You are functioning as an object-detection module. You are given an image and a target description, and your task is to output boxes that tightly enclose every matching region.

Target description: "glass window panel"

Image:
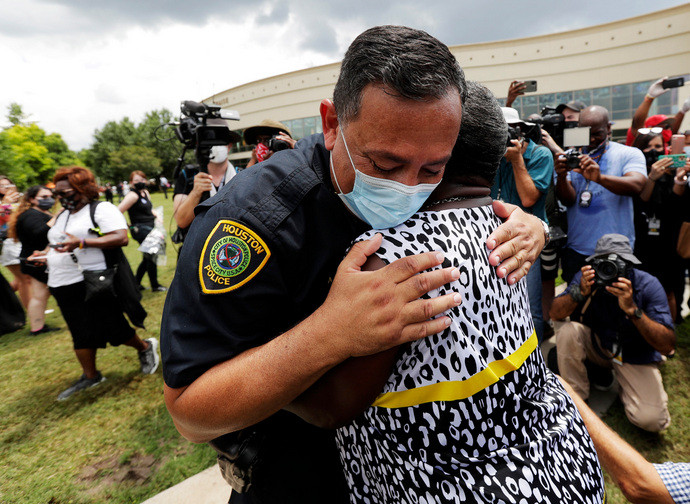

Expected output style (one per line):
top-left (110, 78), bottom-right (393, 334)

top-left (497, 97), bottom-right (507, 107)
top-left (303, 117), bottom-right (316, 137)
top-left (521, 95), bottom-right (539, 117)
top-left (291, 118), bottom-right (304, 139)
top-left (315, 116), bottom-right (323, 134)
top-left (612, 109), bottom-right (631, 121)
top-left (611, 84), bottom-right (631, 115)
top-left (632, 81), bottom-right (650, 106)
top-left (556, 92), bottom-right (573, 105)
top-left (592, 86), bottom-right (611, 109)
top-left (539, 93), bottom-right (557, 110)
top-left (573, 89), bottom-right (591, 106)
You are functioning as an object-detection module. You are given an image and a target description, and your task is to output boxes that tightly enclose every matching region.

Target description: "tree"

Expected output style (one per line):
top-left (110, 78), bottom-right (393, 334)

top-left (0, 123), bottom-right (80, 188)
top-left (6, 102), bottom-right (30, 126)
top-left (86, 118), bottom-right (139, 181)
top-left (108, 145), bottom-right (161, 182)
top-left (137, 109), bottom-right (183, 177)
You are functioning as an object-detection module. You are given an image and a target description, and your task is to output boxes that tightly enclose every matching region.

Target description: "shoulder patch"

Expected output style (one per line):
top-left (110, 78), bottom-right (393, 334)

top-left (199, 220), bottom-right (271, 294)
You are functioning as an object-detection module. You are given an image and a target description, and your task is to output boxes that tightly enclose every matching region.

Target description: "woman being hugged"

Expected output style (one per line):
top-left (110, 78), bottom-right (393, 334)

top-left (7, 185), bottom-right (58, 335)
top-left (118, 171), bottom-right (165, 292)
top-left (30, 166), bottom-right (159, 401)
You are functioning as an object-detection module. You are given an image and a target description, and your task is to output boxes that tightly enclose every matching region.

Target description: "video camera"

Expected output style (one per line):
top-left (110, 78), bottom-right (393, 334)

top-left (586, 253), bottom-right (630, 288)
top-left (168, 100), bottom-right (240, 179)
top-left (532, 107), bottom-right (579, 148)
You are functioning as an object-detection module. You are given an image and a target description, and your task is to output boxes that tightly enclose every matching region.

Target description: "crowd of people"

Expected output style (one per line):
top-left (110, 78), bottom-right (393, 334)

top-left (2, 23), bottom-right (690, 504)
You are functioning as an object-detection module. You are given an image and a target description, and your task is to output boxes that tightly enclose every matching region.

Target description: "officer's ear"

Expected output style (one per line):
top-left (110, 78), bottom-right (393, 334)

top-left (320, 99), bottom-right (339, 151)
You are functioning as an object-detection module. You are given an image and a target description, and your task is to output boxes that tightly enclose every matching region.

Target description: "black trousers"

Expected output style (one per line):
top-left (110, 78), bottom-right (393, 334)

top-left (131, 224), bottom-right (160, 289)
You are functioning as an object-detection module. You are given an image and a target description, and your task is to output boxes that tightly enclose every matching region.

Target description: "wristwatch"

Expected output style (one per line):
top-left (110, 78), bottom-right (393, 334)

top-left (569, 284), bottom-right (587, 304)
top-left (540, 219), bottom-right (551, 248)
top-left (627, 307), bottom-right (643, 320)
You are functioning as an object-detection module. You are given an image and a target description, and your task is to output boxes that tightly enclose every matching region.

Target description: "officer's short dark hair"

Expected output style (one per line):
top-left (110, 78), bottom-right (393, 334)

top-left (444, 81), bottom-right (507, 186)
top-left (333, 25), bottom-right (466, 124)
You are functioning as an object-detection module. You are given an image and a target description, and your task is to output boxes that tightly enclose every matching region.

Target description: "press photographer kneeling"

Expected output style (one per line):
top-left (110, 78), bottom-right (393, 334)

top-left (551, 233), bottom-right (675, 433)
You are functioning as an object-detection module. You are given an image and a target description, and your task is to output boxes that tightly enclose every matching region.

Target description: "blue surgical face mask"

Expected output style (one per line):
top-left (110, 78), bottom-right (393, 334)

top-left (330, 128), bottom-right (440, 229)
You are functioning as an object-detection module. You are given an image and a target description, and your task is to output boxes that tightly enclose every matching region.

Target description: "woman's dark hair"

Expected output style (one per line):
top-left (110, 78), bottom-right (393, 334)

top-left (53, 166), bottom-right (100, 202)
top-left (631, 132), bottom-right (664, 151)
top-left (333, 25), bottom-right (466, 124)
top-left (444, 81), bottom-right (507, 186)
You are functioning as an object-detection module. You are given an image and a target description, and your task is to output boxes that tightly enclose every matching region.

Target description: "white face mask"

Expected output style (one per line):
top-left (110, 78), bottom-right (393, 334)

top-left (210, 145), bottom-right (229, 164)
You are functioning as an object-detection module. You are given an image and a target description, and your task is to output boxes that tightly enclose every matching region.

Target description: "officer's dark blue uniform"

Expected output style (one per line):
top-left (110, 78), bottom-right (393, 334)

top-left (161, 134), bottom-right (367, 503)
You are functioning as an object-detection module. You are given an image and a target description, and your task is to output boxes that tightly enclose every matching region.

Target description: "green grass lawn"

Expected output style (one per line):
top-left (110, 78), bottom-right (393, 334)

top-left (1, 192), bottom-right (689, 503)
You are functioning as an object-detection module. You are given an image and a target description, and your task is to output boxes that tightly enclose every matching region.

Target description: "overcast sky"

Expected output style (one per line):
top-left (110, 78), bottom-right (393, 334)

top-left (0, 0), bottom-right (685, 151)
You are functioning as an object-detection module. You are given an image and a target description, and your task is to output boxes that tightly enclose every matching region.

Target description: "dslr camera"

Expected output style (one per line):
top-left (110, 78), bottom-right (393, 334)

top-left (267, 136), bottom-right (291, 153)
top-left (586, 253), bottom-right (630, 288)
top-left (565, 151), bottom-right (581, 170)
top-left (506, 125), bottom-right (521, 147)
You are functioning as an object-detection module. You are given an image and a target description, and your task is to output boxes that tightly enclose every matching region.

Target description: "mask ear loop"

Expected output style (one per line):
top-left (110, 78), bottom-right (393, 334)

top-left (330, 126), bottom-right (356, 195)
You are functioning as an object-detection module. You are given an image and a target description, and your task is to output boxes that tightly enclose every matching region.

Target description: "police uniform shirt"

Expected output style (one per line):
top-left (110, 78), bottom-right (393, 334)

top-left (161, 134), bottom-right (367, 503)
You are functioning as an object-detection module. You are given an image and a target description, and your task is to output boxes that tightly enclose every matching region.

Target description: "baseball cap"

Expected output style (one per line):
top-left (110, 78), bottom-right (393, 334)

top-left (556, 100), bottom-right (586, 114)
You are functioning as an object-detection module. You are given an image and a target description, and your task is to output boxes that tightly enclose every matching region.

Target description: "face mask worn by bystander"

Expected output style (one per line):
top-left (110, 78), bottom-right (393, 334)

top-left (330, 128), bottom-right (440, 229)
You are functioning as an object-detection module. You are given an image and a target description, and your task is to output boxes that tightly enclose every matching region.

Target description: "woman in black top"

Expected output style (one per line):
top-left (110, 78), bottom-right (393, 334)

top-left (7, 185), bottom-right (57, 334)
top-left (118, 171), bottom-right (165, 292)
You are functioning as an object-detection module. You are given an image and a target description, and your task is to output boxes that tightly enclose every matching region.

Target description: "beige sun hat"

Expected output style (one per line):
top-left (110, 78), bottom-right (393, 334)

top-left (243, 119), bottom-right (292, 145)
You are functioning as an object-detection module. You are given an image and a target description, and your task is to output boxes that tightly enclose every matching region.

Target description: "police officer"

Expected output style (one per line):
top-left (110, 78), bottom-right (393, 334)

top-left (162, 26), bottom-right (547, 503)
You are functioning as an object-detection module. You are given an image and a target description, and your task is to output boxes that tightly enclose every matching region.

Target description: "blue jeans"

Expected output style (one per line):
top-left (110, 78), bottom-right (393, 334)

top-left (526, 256), bottom-right (544, 344)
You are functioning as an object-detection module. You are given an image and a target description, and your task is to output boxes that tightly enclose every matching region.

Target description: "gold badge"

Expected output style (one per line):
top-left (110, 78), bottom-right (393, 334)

top-left (199, 220), bottom-right (271, 294)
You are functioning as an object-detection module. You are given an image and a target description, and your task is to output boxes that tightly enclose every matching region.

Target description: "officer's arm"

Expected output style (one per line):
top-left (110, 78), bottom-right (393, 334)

top-left (164, 237), bottom-right (462, 443)
top-left (284, 255), bottom-right (400, 429)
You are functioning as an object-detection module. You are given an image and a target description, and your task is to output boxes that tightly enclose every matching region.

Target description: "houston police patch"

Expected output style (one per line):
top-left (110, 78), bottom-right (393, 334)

top-left (199, 220), bottom-right (271, 294)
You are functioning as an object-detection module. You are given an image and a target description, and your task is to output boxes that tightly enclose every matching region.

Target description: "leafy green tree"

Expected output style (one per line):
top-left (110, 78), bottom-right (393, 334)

top-left (86, 117), bottom-right (138, 181)
top-left (108, 145), bottom-right (161, 182)
top-left (137, 109), bottom-right (183, 177)
top-left (0, 124), bottom-right (79, 188)
top-left (7, 102), bottom-right (30, 126)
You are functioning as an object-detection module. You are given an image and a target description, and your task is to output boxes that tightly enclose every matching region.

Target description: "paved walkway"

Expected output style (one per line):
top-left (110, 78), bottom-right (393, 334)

top-left (141, 464), bottom-right (229, 504)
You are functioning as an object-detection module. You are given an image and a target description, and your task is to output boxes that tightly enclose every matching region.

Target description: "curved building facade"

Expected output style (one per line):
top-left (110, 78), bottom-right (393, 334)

top-left (205, 4), bottom-right (690, 168)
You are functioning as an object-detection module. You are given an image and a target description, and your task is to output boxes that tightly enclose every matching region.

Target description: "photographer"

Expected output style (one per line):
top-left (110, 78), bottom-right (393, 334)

top-left (632, 132), bottom-right (687, 321)
top-left (551, 234), bottom-right (675, 433)
top-left (555, 105), bottom-right (647, 283)
top-left (491, 107), bottom-right (553, 342)
top-left (625, 77), bottom-right (689, 147)
top-left (243, 119), bottom-right (296, 168)
top-left (172, 120), bottom-right (240, 233)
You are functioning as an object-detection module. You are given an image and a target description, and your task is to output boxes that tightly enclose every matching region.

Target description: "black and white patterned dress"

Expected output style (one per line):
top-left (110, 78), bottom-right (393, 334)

top-left (336, 205), bottom-right (605, 504)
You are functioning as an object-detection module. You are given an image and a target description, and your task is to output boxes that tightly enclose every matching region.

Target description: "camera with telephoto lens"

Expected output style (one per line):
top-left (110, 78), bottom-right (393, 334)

top-left (267, 136), bottom-right (291, 152)
top-left (586, 253), bottom-right (630, 288)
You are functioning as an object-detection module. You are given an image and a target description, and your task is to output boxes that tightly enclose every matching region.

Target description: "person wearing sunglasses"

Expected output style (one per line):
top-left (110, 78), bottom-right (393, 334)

top-left (625, 77), bottom-right (689, 148)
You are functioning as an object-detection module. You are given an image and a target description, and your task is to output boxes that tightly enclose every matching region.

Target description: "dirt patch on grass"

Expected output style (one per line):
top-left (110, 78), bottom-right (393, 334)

top-left (79, 452), bottom-right (160, 493)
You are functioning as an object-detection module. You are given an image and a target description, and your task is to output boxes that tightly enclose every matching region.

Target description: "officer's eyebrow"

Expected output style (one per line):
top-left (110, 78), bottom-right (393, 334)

top-left (363, 149), bottom-right (451, 167)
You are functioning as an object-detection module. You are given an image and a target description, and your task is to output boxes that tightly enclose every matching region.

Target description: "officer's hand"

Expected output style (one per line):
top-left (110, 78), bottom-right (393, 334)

top-left (572, 154), bottom-right (601, 183)
top-left (320, 234), bottom-right (462, 359)
top-left (191, 173), bottom-right (213, 195)
top-left (504, 139), bottom-right (523, 163)
top-left (605, 277), bottom-right (636, 316)
top-left (486, 200), bottom-right (544, 285)
top-left (580, 265), bottom-right (595, 296)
